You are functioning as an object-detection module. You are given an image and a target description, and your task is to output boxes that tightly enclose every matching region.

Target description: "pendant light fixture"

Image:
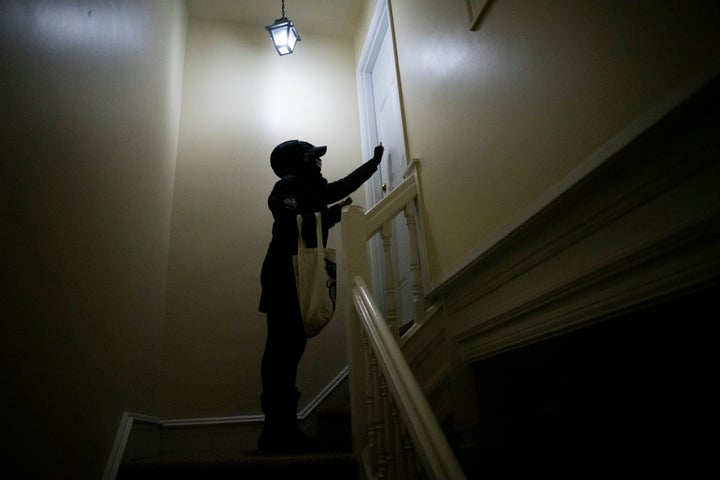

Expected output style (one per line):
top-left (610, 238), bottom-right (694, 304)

top-left (265, 0), bottom-right (301, 56)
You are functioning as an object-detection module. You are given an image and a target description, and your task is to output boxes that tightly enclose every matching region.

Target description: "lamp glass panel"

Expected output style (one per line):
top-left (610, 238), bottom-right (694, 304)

top-left (266, 17), bottom-right (298, 55)
top-left (287, 29), bottom-right (297, 49)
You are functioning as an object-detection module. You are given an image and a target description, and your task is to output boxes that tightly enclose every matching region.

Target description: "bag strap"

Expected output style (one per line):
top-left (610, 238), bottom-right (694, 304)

top-left (296, 212), bottom-right (324, 249)
top-left (314, 212), bottom-right (323, 248)
top-left (296, 214), bottom-right (306, 249)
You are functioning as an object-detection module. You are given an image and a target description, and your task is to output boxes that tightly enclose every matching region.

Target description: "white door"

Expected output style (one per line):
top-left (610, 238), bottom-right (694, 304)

top-left (358, 0), bottom-right (414, 331)
top-left (372, 28), bottom-right (407, 196)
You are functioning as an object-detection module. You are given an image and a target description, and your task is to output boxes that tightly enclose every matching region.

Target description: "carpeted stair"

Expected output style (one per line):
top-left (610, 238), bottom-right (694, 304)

top-left (117, 404), bottom-right (357, 479)
top-left (117, 448), bottom-right (358, 479)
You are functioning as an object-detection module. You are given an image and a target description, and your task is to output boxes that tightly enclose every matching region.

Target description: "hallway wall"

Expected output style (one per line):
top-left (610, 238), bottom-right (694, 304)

top-left (387, 0), bottom-right (720, 286)
top-left (160, 17), bottom-right (364, 418)
top-left (4, 0), bottom-right (718, 476)
top-left (1, 1), bottom-right (187, 478)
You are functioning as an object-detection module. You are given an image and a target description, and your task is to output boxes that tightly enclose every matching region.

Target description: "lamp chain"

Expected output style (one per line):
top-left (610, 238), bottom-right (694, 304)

top-left (281, 0), bottom-right (285, 18)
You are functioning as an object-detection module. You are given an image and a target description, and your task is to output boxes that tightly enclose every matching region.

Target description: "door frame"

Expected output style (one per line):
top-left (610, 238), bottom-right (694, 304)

top-left (356, 0), bottom-right (415, 318)
top-left (357, 0), bottom-right (391, 209)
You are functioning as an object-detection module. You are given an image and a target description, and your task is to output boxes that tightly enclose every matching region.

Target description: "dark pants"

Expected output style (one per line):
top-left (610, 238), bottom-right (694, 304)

top-left (260, 300), bottom-right (307, 398)
top-left (258, 300), bottom-right (315, 451)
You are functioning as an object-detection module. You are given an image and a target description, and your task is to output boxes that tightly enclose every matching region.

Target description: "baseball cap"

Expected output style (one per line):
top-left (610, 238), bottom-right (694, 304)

top-left (270, 140), bottom-right (327, 177)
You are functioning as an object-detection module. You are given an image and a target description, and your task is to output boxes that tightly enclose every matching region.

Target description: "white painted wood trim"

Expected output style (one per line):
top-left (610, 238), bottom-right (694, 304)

top-left (364, 175), bottom-right (417, 237)
top-left (298, 365), bottom-right (349, 419)
top-left (353, 276), bottom-right (467, 480)
top-left (104, 368), bottom-right (350, 477)
top-left (356, 0), bottom-right (389, 183)
top-left (160, 366), bottom-right (349, 426)
top-left (437, 75), bottom-right (720, 363)
top-left (102, 412), bottom-right (161, 480)
top-left (431, 72), bottom-right (717, 294)
top-left (161, 414), bottom-right (265, 428)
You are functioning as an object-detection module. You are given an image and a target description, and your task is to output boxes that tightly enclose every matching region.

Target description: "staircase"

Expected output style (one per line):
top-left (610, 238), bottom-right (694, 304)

top-left (116, 391), bottom-right (358, 479)
top-left (117, 448), bottom-right (358, 480)
top-left (117, 448), bottom-right (358, 479)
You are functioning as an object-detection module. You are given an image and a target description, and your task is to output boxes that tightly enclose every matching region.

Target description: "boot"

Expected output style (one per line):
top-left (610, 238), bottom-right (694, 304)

top-left (258, 389), bottom-right (316, 453)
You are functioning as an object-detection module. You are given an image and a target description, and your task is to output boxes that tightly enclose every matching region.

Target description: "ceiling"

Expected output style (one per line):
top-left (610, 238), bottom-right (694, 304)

top-left (185, 0), bottom-right (366, 38)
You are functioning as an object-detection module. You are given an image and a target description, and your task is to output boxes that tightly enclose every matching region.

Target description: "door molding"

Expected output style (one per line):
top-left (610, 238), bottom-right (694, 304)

top-left (357, 0), bottom-right (390, 208)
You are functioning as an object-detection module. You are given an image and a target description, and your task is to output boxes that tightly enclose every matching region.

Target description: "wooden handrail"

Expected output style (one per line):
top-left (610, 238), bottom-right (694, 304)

top-left (364, 175), bottom-right (418, 238)
top-left (341, 173), bottom-right (458, 479)
top-left (352, 276), bottom-right (466, 480)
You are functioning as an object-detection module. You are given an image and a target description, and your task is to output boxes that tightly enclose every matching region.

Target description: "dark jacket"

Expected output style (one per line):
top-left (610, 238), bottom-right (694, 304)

top-left (259, 158), bottom-right (379, 313)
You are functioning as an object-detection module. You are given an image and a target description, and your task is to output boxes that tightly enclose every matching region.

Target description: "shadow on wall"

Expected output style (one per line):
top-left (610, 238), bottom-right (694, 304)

top-left (468, 285), bottom-right (719, 479)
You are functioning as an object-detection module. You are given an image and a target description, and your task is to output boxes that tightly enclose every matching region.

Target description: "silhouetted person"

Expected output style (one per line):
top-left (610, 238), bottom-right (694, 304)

top-left (258, 139), bottom-right (384, 453)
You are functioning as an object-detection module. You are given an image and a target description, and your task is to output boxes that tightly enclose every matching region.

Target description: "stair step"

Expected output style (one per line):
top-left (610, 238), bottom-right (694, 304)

top-left (117, 448), bottom-right (358, 479)
top-left (316, 404), bottom-right (352, 452)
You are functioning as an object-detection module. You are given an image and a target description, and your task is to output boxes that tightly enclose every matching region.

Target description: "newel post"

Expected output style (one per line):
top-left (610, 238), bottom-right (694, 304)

top-left (340, 204), bottom-right (370, 458)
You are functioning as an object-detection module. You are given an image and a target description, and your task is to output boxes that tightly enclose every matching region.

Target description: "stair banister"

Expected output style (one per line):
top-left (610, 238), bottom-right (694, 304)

top-left (341, 203), bottom-right (373, 461)
top-left (352, 276), bottom-right (466, 480)
top-left (363, 175), bottom-right (417, 237)
top-left (340, 177), bottom-right (467, 480)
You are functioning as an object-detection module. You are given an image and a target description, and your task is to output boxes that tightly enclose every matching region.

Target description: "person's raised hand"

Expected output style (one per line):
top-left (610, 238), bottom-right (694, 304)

top-left (373, 142), bottom-right (384, 164)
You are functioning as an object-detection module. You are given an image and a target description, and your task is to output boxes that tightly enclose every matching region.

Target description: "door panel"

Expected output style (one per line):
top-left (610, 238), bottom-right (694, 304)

top-left (371, 31), bottom-right (407, 194)
top-left (365, 16), bottom-right (414, 330)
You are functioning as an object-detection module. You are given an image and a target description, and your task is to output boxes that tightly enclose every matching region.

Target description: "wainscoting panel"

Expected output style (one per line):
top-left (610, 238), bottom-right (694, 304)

top-left (437, 76), bottom-right (720, 364)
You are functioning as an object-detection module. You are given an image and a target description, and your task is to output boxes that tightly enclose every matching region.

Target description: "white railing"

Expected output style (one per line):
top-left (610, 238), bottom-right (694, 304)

top-left (340, 175), bottom-right (466, 480)
top-left (364, 175), bottom-right (427, 336)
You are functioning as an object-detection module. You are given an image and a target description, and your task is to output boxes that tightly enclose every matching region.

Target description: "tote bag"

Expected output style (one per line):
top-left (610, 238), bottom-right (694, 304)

top-left (293, 212), bottom-right (337, 338)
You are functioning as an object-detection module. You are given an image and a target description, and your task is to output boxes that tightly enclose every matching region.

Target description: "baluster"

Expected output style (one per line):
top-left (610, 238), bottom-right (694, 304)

top-left (403, 201), bottom-right (426, 325)
top-left (381, 378), bottom-right (396, 480)
top-left (370, 351), bottom-right (381, 474)
top-left (381, 222), bottom-right (400, 339)
top-left (391, 401), bottom-right (406, 480)
top-left (373, 359), bottom-right (386, 479)
top-left (403, 429), bottom-right (418, 480)
top-left (363, 332), bottom-right (376, 464)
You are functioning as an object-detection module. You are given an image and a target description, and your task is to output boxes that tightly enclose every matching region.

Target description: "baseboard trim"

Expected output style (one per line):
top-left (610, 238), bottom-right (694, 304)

top-left (298, 365), bottom-right (349, 419)
top-left (160, 365), bottom-right (350, 427)
top-left (103, 367), bottom-right (350, 478)
top-left (101, 412), bottom-right (161, 480)
top-left (162, 414), bottom-right (264, 428)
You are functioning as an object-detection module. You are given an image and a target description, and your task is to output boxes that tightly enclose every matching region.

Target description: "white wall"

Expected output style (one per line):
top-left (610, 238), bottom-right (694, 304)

top-left (160, 17), bottom-right (365, 418)
top-left (387, 0), bottom-right (720, 285)
top-left (160, 0), bottom-right (720, 420)
top-left (5, 0), bottom-right (716, 475)
top-left (0, 0), bottom-right (187, 478)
